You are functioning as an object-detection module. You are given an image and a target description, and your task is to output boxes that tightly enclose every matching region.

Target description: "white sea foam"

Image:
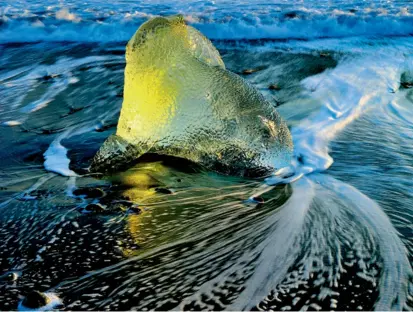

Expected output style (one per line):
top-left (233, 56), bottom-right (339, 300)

top-left (55, 8), bottom-right (81, 23)
top-left (295, 56), bottom-right (401, 168)
top-left (43, 140), bottom-right (77, 177)
top-left (43, 123), bottom-right (98, 177)
top-left (0, 54), bottom-right (116, 128)
top-left (264, 50), bottom-right (406, 187)
top-left (312, 174), bottom-right (413, 310)
top-left (0, 1), bottom-right (412, 43)
top-left (2, 120), bottom-right (22, 126)
top-left (257, 31), bottom-right (413, 310)
top-left (227, 178), bottom-right (316, 310)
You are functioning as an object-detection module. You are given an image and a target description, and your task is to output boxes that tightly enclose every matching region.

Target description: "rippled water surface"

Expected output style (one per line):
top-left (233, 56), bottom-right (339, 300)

top-left (1, 0), bottom-right (413, 310)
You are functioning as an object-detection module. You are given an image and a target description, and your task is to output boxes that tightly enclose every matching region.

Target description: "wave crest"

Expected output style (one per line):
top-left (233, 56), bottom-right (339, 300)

top-left (1, 3), bottom-right (412, 43)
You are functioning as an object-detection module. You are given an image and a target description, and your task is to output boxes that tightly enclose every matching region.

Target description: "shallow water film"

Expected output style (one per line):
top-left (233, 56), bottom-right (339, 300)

top-left (1, 0), bottom-right (413, 311)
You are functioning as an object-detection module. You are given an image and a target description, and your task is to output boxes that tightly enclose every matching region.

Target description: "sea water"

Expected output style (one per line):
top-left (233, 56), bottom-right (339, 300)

top-left (0, 0), bottom-right (413, 310)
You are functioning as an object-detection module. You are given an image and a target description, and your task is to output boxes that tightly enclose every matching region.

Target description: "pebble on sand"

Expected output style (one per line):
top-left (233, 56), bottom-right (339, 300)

top-left (0, 272), bottom-right (18, 282)
top-left (241, 68), bottom-right (261, 75)
top-left (154, 187), bottom-right (174, 195)
top-left (268, 84), bottom-right (281, 91)
top-left (21, 291), bottom-right (50, 309)
top-left (127, 205), bottom-right (142, 214)
top-left (19, 291), bottom-right (62, 311)
top-left (73, 187), bottom-right (106, 198)
top-left (251, 196), bottom-right (265, 204)
top-left (84, 203), bottom-right (107, 214)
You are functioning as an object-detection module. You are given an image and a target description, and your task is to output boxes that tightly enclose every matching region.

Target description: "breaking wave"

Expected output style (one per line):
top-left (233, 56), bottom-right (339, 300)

top-left (1, 1), bottom-right (412, 43)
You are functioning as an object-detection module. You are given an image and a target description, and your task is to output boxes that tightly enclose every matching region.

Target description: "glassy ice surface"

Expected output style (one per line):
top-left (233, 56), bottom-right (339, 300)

top-left (91, 16), bottom-right (292, 176)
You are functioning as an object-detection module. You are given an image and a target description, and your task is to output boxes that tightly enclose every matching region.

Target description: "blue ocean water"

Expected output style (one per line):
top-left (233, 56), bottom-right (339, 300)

top-left (1, 0), bottom-right (413, 42)
top-left (0, 0), bottom-right (413, 311)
